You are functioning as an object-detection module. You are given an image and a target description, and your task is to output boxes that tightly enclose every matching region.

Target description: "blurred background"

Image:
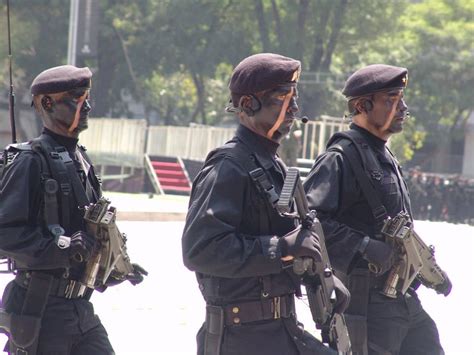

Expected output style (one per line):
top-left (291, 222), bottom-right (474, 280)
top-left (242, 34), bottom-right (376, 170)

top-left (0, 0), bottom-right (473, 223)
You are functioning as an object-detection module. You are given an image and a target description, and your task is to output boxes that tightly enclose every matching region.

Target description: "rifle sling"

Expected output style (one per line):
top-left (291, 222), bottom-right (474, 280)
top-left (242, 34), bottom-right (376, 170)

top-left (331, 142), bottom-right (387, 229)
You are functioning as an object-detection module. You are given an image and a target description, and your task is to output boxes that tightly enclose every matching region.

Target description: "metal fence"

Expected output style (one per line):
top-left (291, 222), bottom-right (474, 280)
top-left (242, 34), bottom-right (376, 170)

top-left (80, 117), bottom-right (350, 168)
top-left (80, 119), bottom-right (236, 167)
top-left (146, 125), bottom-right (235, 160)
top-left (301, 115), bottom-right (349, 161)
top-left (79, 118), bottom-right (147, 167)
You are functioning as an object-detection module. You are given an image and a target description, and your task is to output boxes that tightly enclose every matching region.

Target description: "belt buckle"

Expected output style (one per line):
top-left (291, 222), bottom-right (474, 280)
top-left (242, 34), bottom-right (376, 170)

top-left (272, 297), bottom-right (281, 319)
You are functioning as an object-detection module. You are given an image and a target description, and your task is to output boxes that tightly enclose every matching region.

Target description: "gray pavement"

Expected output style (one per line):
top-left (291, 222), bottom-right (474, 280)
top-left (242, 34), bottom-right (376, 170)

top-left (0, 193), bottom-right (472, 354)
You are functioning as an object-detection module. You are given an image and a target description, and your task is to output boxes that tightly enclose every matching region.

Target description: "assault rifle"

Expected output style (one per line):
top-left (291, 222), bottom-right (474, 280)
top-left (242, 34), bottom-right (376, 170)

top-left (379, 211), bottom-right (451, 298)
top-left (67, 198), bottom-right (147, 298)
top-left (277, 168), bottom-right (351, 354)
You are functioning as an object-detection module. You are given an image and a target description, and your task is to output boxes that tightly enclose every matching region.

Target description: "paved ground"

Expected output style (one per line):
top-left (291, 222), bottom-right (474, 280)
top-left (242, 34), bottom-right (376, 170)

top-left (0, 193), bottom-right (472, 354)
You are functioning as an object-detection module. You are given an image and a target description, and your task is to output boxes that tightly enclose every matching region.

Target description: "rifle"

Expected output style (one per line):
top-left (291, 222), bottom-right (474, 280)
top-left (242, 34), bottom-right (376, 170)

top-left (379, 211), bottom-right (450, 298)
top-left (66, 197), bottom-right (146, 298)
top-left (277, 167), bottom-right (351, 354)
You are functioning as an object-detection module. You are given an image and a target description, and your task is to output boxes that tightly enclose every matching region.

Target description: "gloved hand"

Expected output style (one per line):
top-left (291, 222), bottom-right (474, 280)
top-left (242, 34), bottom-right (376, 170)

top-left (279, 226), bottom-right (322, 261)
top-left (127, 263), bottom-right (148, 285)
top-left (360, 238), bottom-right (395, 276)
top-left (434, 271), bottom-right (452, 296)
top-left (333, 276), bottom-right (351, 314)
top-left (69, 231), bottom-right (96, 263)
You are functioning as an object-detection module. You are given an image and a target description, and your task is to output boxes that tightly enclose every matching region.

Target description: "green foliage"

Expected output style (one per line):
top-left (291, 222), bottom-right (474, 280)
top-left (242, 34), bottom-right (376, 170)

top-left (390, 117), bottom-right (426, 163)
top-left (1, 0), bottom-right (471, 168)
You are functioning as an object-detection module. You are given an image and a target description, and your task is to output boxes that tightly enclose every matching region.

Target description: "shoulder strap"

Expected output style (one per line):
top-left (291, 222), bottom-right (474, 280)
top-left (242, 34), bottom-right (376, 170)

top-left (328, 131), bottom-right (388, 228)
top-left (31, 135), bottom-right (90, 232)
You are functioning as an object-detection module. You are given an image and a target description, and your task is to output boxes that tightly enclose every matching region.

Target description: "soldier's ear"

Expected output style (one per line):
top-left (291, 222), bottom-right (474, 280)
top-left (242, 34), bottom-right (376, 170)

top-left (239, 95), bottom-right (255, 117)
top-left (41, 95), bottom-right (54, 112)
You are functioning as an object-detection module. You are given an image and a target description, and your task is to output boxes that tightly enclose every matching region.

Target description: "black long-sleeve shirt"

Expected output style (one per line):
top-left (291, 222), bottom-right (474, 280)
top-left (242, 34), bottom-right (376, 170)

top-left (0, 129), bottom-right (100, 271)
top-left (303, 124), bottom-right (411, 274)
top-left (182, 124), bottom-right (298, 304)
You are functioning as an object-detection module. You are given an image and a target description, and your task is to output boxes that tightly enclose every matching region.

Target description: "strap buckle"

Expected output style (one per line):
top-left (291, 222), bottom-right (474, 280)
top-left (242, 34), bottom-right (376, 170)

top-left (272, 297), bottom-right (281, 319)
top-left (373, 205), bottom-right (387, 221)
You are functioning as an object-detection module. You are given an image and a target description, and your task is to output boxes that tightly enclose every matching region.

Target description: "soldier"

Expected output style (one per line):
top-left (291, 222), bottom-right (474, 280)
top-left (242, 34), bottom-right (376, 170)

top-left (304, 64), bottom-right (450, 354)
top-left (0, 65), bottom-right (145, 354)
top-left (182, 53), bottom-right (349, 355)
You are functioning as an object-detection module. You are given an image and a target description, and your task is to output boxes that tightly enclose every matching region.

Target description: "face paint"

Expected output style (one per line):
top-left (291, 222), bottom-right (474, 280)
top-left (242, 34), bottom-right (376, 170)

top-left (365, 89), bottom-right (408, 139)
top-left (45, 89), bottom-right (91, 137)
top-left (266, 87), bottom-right (295, 140)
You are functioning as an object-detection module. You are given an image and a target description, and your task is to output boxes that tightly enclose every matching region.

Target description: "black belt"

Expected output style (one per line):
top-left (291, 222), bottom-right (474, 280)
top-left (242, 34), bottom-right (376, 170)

top-left (15, 271), bottom-right (86, 300)
top-left (209, 294), bottom-right (295, 327)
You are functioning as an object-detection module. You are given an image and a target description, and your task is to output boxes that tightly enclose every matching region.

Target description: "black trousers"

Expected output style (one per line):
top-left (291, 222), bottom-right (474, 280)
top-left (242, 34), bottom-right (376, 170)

top-left (2, 281), bottom-right (114, 355)
top-left (197, 315), bottom-right (336, 355)
top-left (366, 290), bottom-right (444, 355)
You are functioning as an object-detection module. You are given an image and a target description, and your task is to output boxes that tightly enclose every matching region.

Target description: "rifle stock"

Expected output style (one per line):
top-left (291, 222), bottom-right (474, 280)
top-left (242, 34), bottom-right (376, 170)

top-left (277, 167), bottom-right (351, 354)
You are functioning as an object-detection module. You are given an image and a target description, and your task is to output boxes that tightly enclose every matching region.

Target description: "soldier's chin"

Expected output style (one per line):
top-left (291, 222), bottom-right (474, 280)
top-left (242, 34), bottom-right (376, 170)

top-left (389, 121), bottom-right (404, 134)
top-left (76, 121), bottom-right (88, 133)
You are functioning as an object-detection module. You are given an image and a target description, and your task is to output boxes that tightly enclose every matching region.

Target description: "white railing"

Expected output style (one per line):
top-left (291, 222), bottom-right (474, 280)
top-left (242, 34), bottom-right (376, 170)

top-left (146, 125), bottom-right (235, 160)
top-left (79, 118), bottom-right (147, 167)
top-left (79, 117), bottom-right (349, 169)
top-left (301, 115), bottom-right (349, 161)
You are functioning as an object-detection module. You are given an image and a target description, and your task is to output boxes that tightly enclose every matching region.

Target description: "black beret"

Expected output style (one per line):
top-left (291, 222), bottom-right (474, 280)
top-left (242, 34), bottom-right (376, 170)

top-left (342, 64), bottom-right (408, 99)
top-left (229, 53), bottom-right (301, 95)
top-left (31, 65), bottom-right (92, 95)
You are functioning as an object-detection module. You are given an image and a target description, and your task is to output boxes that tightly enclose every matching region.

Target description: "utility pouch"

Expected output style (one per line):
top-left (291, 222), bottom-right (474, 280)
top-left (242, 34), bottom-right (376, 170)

top-left (10, 313), bottom-right (41, 350)
top-left (344, 314), bottom-right (367, 355)
top-left (204, 305), bottom-right (224, 355)
top-left (344, 268), bottom-right (371, 355)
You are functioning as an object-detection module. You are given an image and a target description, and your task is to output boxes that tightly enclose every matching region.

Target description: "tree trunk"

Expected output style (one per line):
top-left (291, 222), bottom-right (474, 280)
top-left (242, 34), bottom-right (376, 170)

top-left (295, 0), bottom-right (310, 62)
top-left (270, 0), bottom-right (283, 50)
top-left (309, 3), bottom-right (332, 71)
top-left (191, 72), bottom-right (206, 125)
top-left (255, 0), bottom-right (270, 52)
top-left (321, 0), bottom-right (348, 71)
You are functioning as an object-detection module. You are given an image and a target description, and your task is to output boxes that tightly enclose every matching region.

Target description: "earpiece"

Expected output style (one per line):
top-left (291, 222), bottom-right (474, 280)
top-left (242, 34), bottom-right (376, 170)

top-left (239, 95), bottom-right (262, 116)
top-left (363, 100), bottom-right (373, 112)
top-left (41, 96), bottom-right (54, 112)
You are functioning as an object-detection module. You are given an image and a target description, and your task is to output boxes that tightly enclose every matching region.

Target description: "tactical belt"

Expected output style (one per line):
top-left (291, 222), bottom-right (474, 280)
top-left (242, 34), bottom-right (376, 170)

top-left (208, 294), bottom-right (295, 327)
top-left (14, 272), bottom-right (85, 300)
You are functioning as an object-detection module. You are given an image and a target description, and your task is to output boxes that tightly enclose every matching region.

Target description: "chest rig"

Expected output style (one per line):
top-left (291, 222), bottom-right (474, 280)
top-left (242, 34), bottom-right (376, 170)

top-left (3, 134), bottom-right (100, 248)
top-left (327, 130), bottom-right (399, 229)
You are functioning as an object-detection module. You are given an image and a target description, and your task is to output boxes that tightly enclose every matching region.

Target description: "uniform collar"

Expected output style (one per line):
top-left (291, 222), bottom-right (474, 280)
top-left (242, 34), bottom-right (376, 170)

top-left (43, 127), bottom-right (79, 152)
top-left (236, 124), bottom-right (279, 169)
top-left (350, 123), bottom-right (386, 151)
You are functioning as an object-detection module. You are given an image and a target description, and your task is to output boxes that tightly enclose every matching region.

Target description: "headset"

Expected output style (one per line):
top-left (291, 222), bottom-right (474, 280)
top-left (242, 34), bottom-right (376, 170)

top-left (363, 99), bottom-right (373, 112)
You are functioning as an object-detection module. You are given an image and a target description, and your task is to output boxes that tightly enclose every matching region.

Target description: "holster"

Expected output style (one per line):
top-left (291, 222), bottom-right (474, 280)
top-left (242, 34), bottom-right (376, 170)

top-left (6, 272), bottom-right (54, 355)
top-left (204, 305), bottom-right (224, 355)
top-left (338, 268), bottom-right (371, 355)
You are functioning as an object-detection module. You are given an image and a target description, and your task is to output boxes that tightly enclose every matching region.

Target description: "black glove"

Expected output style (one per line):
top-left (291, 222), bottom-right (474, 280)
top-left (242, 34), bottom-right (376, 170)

top-left (360, 238), bottom-right (395, 276)
top-left (279, 226), bottom-right (322, 261)
top-left (333, 276), bottom-right (351, 314)
top-left (434, 271), bottom-right (452, 296)
top-left (69, 231), bottom-right (96, 263)
top-left (127, 263), bottom-right (148, 285)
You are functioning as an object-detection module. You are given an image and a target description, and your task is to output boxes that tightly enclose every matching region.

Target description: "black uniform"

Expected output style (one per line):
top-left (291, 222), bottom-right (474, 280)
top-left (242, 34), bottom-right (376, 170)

top-left (182, 124), bottom-right (334, 355)
top-left (0, 129), bottom-right (114, 354)
top-left (304, 124), bottom-right (443, 354)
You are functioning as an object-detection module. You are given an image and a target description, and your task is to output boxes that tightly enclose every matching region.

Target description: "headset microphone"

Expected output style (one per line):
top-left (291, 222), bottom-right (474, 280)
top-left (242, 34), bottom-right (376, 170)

top-left (296, 116), bottom-right (309, 124)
